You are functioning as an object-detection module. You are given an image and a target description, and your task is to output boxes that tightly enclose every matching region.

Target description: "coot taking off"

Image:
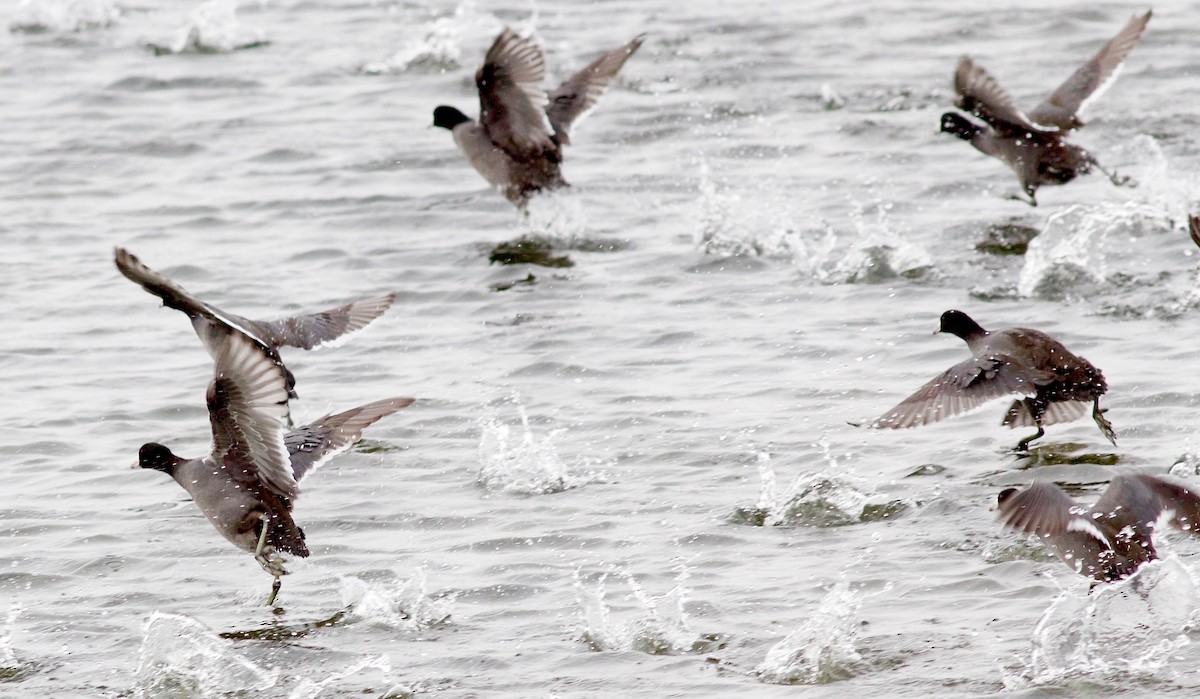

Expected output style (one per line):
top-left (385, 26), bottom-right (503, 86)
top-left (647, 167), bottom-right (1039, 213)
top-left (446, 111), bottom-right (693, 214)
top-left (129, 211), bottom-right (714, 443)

top-left (940, 11), bottom-right (1150, 206)
top-left (872, 310), bottom-right (1115, 450)
top-left (433, 29), bottom-right (645, 207)
top-left (994, 472), bottom-right (1200, 581)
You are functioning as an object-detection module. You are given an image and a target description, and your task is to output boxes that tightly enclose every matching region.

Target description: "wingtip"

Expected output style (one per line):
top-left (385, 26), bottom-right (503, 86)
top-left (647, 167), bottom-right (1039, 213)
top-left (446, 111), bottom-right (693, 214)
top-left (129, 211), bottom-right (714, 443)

top-left (1188, 214), bottom-right (1200, 250)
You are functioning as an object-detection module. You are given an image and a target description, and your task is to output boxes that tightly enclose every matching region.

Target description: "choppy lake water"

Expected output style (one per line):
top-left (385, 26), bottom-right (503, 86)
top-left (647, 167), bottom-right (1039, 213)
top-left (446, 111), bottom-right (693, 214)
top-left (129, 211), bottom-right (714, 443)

top-left (5, 0), bottom-right (1200, 696)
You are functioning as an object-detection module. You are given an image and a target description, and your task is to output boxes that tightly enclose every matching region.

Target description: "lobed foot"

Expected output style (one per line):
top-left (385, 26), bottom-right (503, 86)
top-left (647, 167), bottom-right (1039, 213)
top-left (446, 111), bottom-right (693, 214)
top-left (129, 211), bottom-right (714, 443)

top-left (1093, 402), bottom-right (1117, 446)
top-left (254, 519), bottom-right (289, 578)
top-left (266, 577), bottom-right (282, 606)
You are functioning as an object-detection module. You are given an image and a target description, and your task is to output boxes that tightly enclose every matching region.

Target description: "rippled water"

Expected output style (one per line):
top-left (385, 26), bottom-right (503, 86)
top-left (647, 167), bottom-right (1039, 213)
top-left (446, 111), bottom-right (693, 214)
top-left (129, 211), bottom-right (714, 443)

top-left (5, 0), bottom-right (1200, 696)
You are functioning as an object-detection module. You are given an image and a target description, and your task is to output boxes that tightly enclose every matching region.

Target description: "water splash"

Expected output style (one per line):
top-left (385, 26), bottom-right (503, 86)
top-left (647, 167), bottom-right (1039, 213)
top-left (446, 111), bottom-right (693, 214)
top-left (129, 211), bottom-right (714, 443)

top-left (10, 0), bottom-right (119, 33)
top-left (1109, 135), bottom-right (1196, 225)
top-left (733, 445), bottom-right (906, 527)
top-left (574, 566), bottom-right (701, 655)
top-left (1169, 450), bottom-right (1200, 477)
top-left (477, 397), bottom-right (607, 495)
top-left (133, 612), bottom-right (279, 697)
top-left (756, 579), bottom-right (867, 684)
top-left (0, 604), bottom-right (30, 682)
top-left (1002, 557), bottom-right (1198, 688)
top-left (287, 655), bottom-right (395, 699)
top-left (155, 0), bottom-right (267, 55)
top-left (694, 161), bottom-right (804, 258)
top-left (830, 202), bottom-right (932, 283)
top-left (1017, 134), bottom-right (1193, 304)
top-left (338, 568), bottom-right (454, 631)
top-left (361, 1), bottom-right (495, 74)
top-left (521, 192), bottom-right (591, 244)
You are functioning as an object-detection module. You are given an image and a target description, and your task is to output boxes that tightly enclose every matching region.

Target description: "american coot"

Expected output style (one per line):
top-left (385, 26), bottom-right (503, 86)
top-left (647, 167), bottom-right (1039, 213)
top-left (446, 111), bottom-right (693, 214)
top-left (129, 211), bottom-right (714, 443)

top-left (135, 328), bottom-right (414, 605)
top-left (994, 472), bottom-right (1200, 582)
top-left (115, 247), bottom-right (395, 404)
top-left (872, 310), bottom-right (1115, 451)
top-left (940, 11), bottom-right (1151, 206)
top-left (433, 28), bottom-right (645, 207)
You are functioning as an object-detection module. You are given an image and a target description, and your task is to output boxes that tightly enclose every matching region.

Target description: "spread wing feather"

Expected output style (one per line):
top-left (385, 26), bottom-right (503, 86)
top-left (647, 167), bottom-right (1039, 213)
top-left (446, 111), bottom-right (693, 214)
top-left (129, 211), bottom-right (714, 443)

top-left (286, 397), bottom-right (415, 484)
top-left (546, 34), bottom-right (644, 144)
top-left (207, 331), bottom-right (296, 499)
top-left (477, 28), bottom-right (557, 160)
top-left (872, 353), bottom-right (1039, 429)
top-left (1029, 11), bottom-right (1151, 130)
top-left (242, 293), bottom-right (396, 350)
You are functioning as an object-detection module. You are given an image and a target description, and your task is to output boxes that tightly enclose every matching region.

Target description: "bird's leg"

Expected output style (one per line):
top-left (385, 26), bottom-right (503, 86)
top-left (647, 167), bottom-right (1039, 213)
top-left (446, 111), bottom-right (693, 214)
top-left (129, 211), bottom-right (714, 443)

top-left (1014, 425), bottom-right (1045, 452)
top-left (1093, 398), bottom-right (1117, 446)
top-left (1091, 159), bottom-right (1135, 188)
top-left (254, 518), bottom-right (287, 606)
top-left (1004, 191), bottom-right (1038, 207)
top-left (1013, 398), bottom-right (1045, 452)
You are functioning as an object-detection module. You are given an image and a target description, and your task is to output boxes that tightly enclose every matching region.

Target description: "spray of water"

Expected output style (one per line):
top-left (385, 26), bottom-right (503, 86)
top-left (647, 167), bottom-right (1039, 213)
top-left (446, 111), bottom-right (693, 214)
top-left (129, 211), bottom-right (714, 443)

top-left (477, 396), bottom-right (607, 495)
top-left (338, 567), bottom-right (454, 631)
top-left (133, 612), bottom-right (279, 697)
top-left (10, 0), bottom-right (119, 33)
top-left (573, 565), bottom-right (699, 655)
top-left (1001, 556), bottom-right (1198, 688)
top-left (286, 655), bottom-right (395, 699)
top-left (162, 0), bottom-right (267, 55)
top-left (755, 579), bottom-right (867, 684)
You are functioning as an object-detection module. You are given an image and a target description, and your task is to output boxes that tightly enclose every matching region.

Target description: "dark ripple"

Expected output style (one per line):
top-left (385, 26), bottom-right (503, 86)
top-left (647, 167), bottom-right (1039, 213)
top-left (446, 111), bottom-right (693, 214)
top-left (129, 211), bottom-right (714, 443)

top-left (450, 534), bottom-right (615, 552)
top-left (449, 584), bottom-right (547, 602)
top-left (107, 76), bottom-right (262, 91)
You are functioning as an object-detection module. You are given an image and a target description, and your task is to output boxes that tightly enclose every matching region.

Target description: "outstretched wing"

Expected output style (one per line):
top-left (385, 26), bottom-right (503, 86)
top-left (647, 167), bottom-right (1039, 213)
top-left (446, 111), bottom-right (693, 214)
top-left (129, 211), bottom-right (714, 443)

top-left (1028, 11), bottom-right (1151, 130)
top-left (114, 247), bottom-right (210, 319)
top-left (872, 353), bottom-right (1041, 429)
top-left (995, 480), bottom-right (1117, 576)
top-left (285, 397), bottom-right (415, 484)
top-left (546, 34), bottom-right (645, 145)
top-left (114, 247), bottom-right (282, 361)
top-left (207, 330), bottom-right (296, 499)
top-left (1117, 473), bottom-right (1200, 535)
top-left (953, 57), bottom-right (1054, 136)
top-left (242, 293), bottom-right (396, 350)
top-left (477, 28), bottom-right (558, 160)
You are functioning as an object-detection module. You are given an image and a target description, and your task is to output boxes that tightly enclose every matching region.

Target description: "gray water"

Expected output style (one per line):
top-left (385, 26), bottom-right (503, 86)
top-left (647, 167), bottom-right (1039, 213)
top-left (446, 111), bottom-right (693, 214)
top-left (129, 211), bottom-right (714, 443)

top-left (4, 0), bottom-right (1200, 696)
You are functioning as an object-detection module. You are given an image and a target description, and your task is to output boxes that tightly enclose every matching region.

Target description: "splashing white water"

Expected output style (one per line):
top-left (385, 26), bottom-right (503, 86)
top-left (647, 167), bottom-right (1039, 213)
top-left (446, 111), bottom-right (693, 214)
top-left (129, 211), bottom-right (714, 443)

top-left (1002, 556), bottom-right (1198, 688)
top-left (521, 191), bottom-right (590, 242)
top-left (0, 605), bottom-right (20, 672)
top-left (693, 164), bottom-right (930, 284)
top-left (133, 612), bottom-right (279, 697)
top-left (165, 0), bottom-right (266, 54)
top-left (694, 161), bottom-right (805, 258)
top-left (477, 397), bottom-right (607, 495)
top-left (756, 579), bottom-right (867, 684)
top-left (287, 655), bottom-right (395, 699)
top-left (1017, 134), bottom-right (1193, 303)
top-left (831, 202), bottom-right (932, 283)
top-left (361, 1), bottom-right (498, 74)
top-left (10, 0), bottom-right (119, 33)
top-left (574, 566), bottom-right (698, 655)
top-left (338, 568), bottom-right (454, 631)
top-left (742, 442), bottom-right (903, 527)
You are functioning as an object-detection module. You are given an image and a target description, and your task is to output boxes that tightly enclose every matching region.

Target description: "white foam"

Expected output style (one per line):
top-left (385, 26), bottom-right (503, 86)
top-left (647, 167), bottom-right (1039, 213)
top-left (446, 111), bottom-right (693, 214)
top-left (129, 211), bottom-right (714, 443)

top-left (1002, 556), bottom-right (1198, 688)
top-left (338, 567), bottom-right (454, 631)
top-left (167, 0), bottom-right (266, 54)
top-left (10, 0), bottom-right (119, 33)
top-left (133, 612), bottom-right (279, 697)
top-left (574, 566), bottom-right (698, 655)
top-left (756, 579), bottom-right (867, 684)
top-left (477, 396), bottom-right (608, 495)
